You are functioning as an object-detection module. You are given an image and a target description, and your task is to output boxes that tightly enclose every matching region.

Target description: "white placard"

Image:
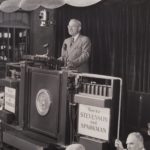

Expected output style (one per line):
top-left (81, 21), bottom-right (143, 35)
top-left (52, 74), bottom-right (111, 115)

top-left (78, 104), bottom-right (110, 141)
top-left (4, 87), bottom-right (16, 113)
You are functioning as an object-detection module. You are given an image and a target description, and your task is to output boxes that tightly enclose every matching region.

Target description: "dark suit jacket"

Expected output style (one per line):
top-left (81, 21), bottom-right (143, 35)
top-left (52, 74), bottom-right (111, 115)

top-left (61, 34), bottom-right (91, 72)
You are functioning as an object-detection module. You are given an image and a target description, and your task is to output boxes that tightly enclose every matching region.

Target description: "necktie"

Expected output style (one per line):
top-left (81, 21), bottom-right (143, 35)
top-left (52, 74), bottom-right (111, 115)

top-left (70, 37), bottom-right (74, 47)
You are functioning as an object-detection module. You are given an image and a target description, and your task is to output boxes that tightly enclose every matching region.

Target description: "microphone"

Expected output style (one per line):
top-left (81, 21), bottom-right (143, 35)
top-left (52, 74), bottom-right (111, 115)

top-left (43, 43), bottom-right (49, 48)
top-left (43, 43), bottom-right (49, 56)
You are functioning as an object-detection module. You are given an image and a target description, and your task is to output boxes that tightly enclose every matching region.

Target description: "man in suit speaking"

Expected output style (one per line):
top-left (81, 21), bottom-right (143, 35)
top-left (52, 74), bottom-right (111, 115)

top-left (58, 19), bottom-right (91, 72)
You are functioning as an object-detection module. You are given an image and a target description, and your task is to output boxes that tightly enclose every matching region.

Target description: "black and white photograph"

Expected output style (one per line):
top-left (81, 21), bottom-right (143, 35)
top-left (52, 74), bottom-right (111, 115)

top-left (0, 0), bottom-right (150, 150)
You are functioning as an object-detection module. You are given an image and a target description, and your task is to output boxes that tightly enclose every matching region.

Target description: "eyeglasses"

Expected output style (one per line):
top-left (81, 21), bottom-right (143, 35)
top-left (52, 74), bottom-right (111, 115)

top-left (67, 25), bottom-right (78, 28)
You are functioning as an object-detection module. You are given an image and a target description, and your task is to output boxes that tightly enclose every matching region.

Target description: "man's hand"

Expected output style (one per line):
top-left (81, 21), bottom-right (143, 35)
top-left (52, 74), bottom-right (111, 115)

top-left (57, 57), bottom-right (63, 61)
top-left (115, 139), bottom-right (125, 150)
top-left (67, 60), bottom-right (74, 68)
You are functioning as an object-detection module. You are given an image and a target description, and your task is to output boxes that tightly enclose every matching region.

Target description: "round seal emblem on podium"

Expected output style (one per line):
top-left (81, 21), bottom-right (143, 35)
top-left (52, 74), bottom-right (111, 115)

top-left (36, 89), bottom-right (51, 116)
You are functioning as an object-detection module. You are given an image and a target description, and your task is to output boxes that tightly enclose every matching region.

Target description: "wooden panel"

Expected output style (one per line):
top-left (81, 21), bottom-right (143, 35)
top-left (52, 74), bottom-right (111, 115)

top-left (30, 8), bottom-right (56, 56)
top-left (0, 12), bottom-right (30, 28)
top-left (127, 91), bottom-right (150, 133)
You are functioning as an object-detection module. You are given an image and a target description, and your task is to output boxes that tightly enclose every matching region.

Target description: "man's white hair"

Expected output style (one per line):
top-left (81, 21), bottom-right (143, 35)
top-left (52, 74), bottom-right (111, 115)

top-left (128, 132), bottom-right (144, 149)
top-left (66, 144), bottom-right (85, 150)
top-left (69, 19), bottom-right (82, 27)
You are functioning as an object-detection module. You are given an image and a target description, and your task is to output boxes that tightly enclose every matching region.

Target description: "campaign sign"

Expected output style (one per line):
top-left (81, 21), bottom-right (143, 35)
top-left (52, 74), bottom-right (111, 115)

top-left (4, 87), bottom-right (16, 113)
top-left (78, 104), bottom-right (110, 141)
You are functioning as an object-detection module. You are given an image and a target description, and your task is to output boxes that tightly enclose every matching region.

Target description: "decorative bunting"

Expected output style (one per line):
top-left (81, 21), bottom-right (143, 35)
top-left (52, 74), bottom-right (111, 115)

top-left (41, 0), bottom-right (66, 9)
top-left (0, 0), bottom-right (20, 13)
top-left (66, 0), bottom-right (101, 7)
top-left (0, 0), bottom-right (102, 13)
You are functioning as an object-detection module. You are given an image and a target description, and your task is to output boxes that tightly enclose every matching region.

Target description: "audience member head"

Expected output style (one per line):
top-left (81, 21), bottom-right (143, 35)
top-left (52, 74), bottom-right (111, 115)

top-left (126, 132), bottom-right (144, 150)
top-left (66, 144), bottom-right (85, 150)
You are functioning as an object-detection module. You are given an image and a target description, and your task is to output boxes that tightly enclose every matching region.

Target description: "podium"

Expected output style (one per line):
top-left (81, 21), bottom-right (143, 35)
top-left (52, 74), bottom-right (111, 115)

top-left (74, 73), bottom-right (122, 150)
top-left (0, 60), bottom-right (123, 150)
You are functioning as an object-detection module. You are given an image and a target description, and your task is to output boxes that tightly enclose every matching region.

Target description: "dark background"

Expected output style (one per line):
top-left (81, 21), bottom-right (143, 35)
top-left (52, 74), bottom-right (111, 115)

top-left (54, 0), bottom-right (150, 140)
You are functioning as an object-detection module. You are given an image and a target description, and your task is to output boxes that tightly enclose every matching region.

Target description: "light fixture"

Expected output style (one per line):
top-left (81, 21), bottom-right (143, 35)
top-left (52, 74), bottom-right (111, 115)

top-left (4, 32), bottom-right (8, 38)
top-left (39, 9), bottom-right (49, 27)
top-left (0, 0), bottom-right (101, 13)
